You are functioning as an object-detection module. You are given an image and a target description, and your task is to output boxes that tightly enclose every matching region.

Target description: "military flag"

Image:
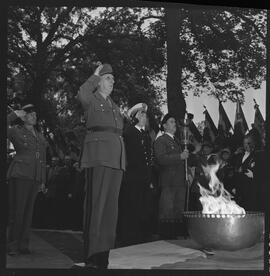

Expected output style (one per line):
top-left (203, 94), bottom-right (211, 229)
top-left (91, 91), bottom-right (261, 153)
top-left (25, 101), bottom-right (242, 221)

top-left (203, 106), bottom-right (218, 144)
top-left (253, 99), bottom-right (265, 141)
top-left (233, 101), bottom-right (248, 148)
top-left (215, 101), bottom-right (233, 146)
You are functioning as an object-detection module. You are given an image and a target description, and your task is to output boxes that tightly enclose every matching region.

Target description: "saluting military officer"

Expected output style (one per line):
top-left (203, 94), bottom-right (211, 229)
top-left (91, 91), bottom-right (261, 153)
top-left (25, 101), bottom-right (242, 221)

top-left (7, 104), bottom-right (47, 256)
top-left (76, 63), bottom-right (125, 269)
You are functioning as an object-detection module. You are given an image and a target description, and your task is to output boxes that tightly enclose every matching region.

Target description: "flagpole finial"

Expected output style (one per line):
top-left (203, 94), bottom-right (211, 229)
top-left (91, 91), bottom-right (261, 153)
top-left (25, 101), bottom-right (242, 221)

top-left (203, 105), bottom-right (206, 110)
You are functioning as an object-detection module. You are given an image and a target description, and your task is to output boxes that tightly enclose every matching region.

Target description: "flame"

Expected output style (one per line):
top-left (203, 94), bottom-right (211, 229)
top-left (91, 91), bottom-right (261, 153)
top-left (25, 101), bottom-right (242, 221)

top-left (198, 163), bottom-right (245, 215)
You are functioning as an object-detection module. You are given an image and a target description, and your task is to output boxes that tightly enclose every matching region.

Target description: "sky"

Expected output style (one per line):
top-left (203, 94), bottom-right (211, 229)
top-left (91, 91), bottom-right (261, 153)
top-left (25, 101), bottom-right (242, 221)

top-left (161, 81), bottom-right (266, 129)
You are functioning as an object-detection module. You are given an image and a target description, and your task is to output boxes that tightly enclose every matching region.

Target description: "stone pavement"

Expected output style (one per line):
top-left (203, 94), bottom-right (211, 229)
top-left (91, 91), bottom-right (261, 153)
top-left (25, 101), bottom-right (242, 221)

top-left (5, 229), bottom-right (264, 270)
top-left (6, 229), bottom-right (82, 269)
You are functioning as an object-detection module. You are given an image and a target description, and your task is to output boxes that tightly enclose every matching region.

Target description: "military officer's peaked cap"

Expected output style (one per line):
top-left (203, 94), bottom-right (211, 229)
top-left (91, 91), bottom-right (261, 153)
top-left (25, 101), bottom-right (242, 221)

top-left (21, 104), bottom-right (36, 113)
top-left (127, 103), bottom-right (148, 118)
top-left (99, 63), bottom-right (113, 76)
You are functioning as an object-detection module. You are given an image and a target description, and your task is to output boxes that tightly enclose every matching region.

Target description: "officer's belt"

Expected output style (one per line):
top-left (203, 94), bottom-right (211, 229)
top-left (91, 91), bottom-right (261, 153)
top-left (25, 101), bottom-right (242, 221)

top-left (87, 126), bottom-right (122, 135)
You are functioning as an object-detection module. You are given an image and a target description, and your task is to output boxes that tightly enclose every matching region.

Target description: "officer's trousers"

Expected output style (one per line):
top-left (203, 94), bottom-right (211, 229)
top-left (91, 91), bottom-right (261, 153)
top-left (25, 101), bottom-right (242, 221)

top-left (83, 166), bottom-right (123, 262)
top-left (7, 177), bottom-right (39, 252)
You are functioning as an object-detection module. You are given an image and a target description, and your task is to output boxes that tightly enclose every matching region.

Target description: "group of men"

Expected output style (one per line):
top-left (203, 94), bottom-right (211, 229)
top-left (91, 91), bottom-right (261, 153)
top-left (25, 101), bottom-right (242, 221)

top-left (7, 63), bottom-right (266, 270)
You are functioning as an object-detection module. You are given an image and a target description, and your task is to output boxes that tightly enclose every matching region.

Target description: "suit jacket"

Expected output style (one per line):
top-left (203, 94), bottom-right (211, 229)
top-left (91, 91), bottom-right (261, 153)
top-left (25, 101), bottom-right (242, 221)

top-left (154, 133), bottom-right (185, 187)
top-left (233, 151), bottom-right (256, 175)
top-left (77, 74), bottom-right (126, 170)
top-left (7, 112), bottom-right (47, 184)
top-left (231, 151), bottom-right (257, 210)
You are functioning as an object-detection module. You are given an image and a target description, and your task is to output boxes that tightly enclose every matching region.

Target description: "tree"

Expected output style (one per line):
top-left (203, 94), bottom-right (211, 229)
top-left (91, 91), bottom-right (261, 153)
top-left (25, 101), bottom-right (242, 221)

top-left (141, 6), bottom-right (266, 104)
top-left (7, 6), bottom-right (266, 156)
top-left (181, 6), bottom-right (266, 103)
top-left (7, 7), bottom-right (165, 156)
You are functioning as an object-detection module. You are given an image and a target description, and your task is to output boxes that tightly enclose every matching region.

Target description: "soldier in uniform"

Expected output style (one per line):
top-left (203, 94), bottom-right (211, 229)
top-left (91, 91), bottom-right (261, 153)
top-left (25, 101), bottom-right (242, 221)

top-left (76, 63), bottom-right (125, 269)
top-left (7, 104), bottom-right (47, 255)
top-left (117, 103), bottom-right (155, 246)
top-left (154, 114), bottom-right (189, 239)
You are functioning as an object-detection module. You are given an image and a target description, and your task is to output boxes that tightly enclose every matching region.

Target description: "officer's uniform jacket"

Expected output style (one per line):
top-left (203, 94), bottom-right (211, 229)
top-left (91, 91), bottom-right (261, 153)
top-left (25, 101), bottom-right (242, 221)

top-left (77, 74), bottom-right (126, 170)
top-left (124, 125), bottom-right (152, 174)
top-left (7, 112), bottom-right (47, 184)
top-left (154, 133), bottom-right (185, 187)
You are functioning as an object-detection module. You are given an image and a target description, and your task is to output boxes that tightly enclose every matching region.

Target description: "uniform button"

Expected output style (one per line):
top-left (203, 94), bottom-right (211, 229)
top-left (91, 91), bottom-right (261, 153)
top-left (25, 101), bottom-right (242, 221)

top-left (101, 104), bottom-right (103, 107)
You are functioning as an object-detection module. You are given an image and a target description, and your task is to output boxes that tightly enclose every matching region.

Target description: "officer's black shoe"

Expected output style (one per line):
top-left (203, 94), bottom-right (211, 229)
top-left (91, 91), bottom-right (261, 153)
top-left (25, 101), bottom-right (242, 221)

top-left (85, 253), bottom-right (101, 269)
top-left (71, 263), bottom-right (98, 270)
top-left (84, 261), bottom-right (99, 269)
top-left (71, 256), bottom-right (99, 270)
top-left (96, 251), bottom-right (109, 269)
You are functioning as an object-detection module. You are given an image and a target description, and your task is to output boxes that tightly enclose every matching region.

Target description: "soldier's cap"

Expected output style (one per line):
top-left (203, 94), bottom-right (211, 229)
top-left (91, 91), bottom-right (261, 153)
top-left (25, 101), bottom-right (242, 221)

top-left (99, 63), bottom-right (113, 76)
top-left (21, 104), bottom-right (36, 113)
top-left (127, 103), bottom-right (148, 118)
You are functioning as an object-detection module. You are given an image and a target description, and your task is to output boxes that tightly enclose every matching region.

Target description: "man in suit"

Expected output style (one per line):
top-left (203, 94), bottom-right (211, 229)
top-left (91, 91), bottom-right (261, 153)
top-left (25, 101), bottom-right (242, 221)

top-left (117, 103), bottom-right (155, 246)
top-left (154, 113), bottom-right (189, 238)
top-left (76, 63), bottom-right (125, 269)
top-left (7, 104), bottom-right (47, 255)
top-left (231, 134), bottom-right (259, 210)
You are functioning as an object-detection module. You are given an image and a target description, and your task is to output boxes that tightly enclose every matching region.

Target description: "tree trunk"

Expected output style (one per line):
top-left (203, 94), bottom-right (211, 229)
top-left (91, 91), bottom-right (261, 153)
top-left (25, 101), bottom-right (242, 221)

top-left (165, 8), bottom-right (186, 121)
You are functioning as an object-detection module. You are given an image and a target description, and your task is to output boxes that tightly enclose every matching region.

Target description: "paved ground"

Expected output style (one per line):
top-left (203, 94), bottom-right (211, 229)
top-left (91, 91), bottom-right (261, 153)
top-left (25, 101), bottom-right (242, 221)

top-left (5, 229), bottom-right (265, 270)
top-left (6, 229), bottom-right (82, 269)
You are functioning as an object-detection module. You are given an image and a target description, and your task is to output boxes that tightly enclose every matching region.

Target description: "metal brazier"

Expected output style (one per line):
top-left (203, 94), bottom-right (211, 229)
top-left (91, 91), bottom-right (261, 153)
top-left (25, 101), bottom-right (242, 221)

top-left (183, 211), bottom-right (264, 251)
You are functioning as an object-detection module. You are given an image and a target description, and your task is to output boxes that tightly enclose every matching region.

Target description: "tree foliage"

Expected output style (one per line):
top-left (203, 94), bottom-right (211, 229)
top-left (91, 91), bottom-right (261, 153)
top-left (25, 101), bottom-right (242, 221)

top-left (7, 5), bottom-right (266, 158)
top-left (179, 7), bottom-right (266, 103)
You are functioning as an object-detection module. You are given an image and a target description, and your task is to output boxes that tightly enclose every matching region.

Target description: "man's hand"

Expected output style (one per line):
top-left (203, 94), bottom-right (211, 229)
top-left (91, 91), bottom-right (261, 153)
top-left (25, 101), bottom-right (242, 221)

top-left (245, 169), bottom-right (253, 178)
top-left (94, 62), bottom-right (103, 76)
top-left (39, 183), bottom-right (47, 194)
top-left (180, 149), bottom-right (189, 160)
top-left (14, 110), bottom-right (26, 118)
top-left (193, 140), bottom-right (202, 154)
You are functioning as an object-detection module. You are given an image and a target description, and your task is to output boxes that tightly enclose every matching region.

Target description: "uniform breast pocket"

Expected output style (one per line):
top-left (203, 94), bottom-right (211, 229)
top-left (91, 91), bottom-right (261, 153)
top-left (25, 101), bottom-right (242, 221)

top-left (85, 137), bottom-right (110, 161)
top-left (7, 159), bottom-right (34, 179)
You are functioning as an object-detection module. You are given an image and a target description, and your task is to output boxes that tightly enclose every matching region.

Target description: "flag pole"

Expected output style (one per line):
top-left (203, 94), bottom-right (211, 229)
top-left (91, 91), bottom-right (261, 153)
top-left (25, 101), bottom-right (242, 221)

top-left (183, 112), bottom-right (190, 212)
